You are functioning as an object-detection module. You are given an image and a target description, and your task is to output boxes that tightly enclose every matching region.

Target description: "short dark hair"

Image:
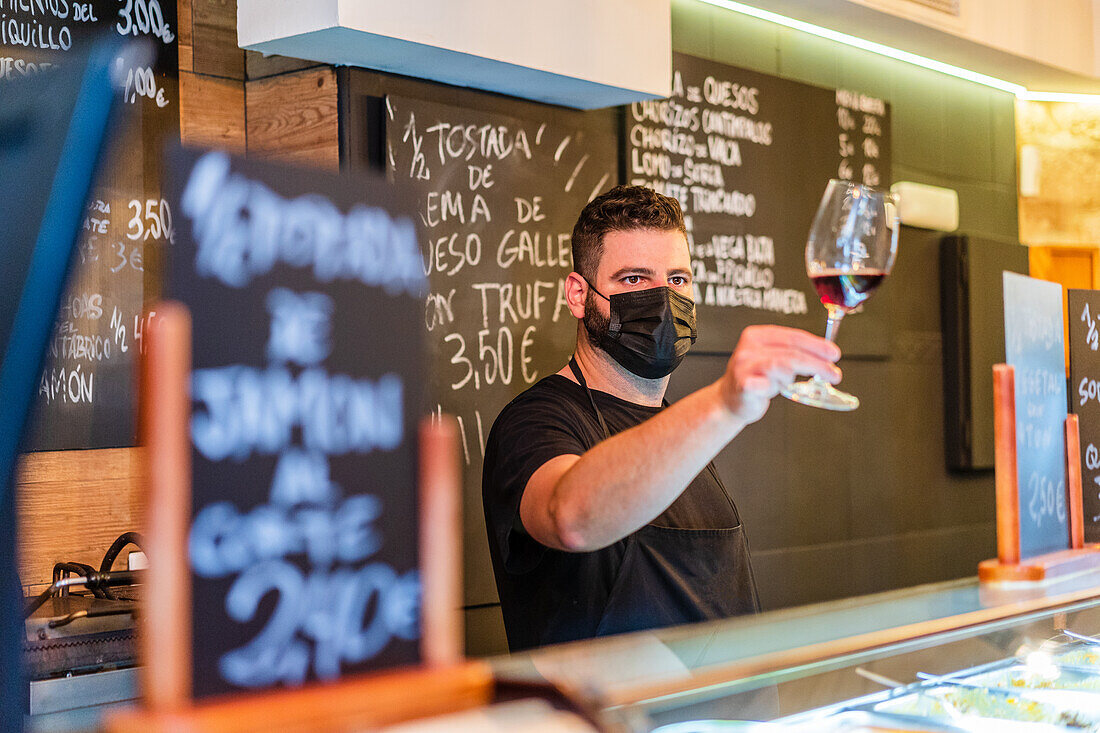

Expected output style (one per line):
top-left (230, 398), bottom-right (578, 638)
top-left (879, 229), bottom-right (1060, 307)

top-left (570, 185), bottom-right (687, 281)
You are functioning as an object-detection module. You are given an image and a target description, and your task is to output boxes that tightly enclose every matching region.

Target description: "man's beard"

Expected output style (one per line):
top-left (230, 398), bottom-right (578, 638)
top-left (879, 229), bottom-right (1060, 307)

top-left (582, 290), bottom-right (610, 351)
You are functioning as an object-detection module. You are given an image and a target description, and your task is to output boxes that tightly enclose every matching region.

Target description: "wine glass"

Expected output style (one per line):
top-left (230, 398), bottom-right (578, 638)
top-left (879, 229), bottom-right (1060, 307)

top-left (781, 179), bottom-right (899, 411)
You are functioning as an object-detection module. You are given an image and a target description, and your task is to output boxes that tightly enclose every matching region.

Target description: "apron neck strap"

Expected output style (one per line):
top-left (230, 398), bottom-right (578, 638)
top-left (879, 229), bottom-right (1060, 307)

top-left (569, 356), bottom-right (611, 440)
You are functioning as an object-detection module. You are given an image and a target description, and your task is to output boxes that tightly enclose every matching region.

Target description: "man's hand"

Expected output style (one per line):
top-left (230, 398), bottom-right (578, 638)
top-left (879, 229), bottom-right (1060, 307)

top-left (718, 325), bottom-right (843, 424)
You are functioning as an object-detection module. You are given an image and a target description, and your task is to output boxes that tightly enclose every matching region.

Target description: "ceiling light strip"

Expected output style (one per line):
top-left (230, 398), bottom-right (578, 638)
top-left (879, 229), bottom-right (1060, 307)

top-left (693, 0), bottom-right (1100, 102)
top-left (1017, 90), bottom-right (1100, 104)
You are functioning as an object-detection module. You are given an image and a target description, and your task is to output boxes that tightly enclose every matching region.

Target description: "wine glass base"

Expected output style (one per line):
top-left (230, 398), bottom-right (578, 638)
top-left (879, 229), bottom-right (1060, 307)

top-left (781, 379), bottom-right (860, 411)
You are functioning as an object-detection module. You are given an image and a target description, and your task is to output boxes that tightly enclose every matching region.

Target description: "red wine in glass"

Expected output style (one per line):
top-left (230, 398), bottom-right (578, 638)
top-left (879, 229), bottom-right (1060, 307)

top-left (781, 180), bottom-right (899, 411)
top-left (810, 269), bottom-right (888, 312)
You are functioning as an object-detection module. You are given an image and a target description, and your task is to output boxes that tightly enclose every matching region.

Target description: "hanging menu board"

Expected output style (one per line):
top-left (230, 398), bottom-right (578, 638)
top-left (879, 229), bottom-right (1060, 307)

top-left (384, 95), bottom-right (616, 605)
top-left (1069, 289), bottom-right (1100, 542)
top-left (624, 52), bottom-right (891, 352)
top-left (166, 148), bottom-right (425, 698)
top-left (0, 0), bottom-right (180, 450)
top-left (1004, 272), bottom-right (1070, 559)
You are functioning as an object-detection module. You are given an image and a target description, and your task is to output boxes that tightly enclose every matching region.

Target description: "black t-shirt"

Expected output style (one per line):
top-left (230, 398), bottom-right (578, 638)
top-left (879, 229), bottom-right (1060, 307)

top-left (482, 374), bottom-right (757, 651)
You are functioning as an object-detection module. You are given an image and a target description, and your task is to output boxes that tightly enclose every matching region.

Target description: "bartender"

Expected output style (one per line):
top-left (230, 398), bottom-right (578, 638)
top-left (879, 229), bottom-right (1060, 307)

top-left (482, 185), bottom-right (842, 651)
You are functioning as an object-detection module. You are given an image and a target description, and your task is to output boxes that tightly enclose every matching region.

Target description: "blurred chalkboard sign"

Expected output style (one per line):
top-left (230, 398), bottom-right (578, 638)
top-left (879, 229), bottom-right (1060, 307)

top-left (0, 0), bottom-right (180, 451)
top-left (623, 52), bottom-right (892, 354)
top-left (384, 94), bottom-right (616, 606)
top-left (1069, 289), bottom-right (1100, 543)
top-left (1003, 272), bottom-right (1070, 559)
top-left (166, 148), bottom-right (425, 698)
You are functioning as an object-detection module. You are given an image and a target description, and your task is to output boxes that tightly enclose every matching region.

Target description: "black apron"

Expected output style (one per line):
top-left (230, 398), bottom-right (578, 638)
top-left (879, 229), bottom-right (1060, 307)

top-left (567, 358), bottom-right (759, 636)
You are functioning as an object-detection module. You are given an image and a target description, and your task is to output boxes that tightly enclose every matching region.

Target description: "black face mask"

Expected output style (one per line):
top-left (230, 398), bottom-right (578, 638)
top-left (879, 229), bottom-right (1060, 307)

top-left (583, 278), bottom-right (698, 379)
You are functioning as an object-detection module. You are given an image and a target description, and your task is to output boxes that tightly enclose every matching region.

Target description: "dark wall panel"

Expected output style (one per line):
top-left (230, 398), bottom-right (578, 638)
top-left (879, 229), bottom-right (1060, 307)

top-left (455, 0), bottom-right (1014, 647)
top-left (665, 226), bottom-right (999, 611)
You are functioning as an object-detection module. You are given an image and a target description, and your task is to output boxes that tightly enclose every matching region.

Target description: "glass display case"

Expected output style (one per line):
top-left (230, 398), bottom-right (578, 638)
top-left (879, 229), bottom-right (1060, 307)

top-left (491, 569), bottom-right (1100, 731)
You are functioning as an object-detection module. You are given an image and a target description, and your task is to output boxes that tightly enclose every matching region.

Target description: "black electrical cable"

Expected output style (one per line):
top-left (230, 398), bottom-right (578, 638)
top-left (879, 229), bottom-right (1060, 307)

top-left (25, 533), bottom-right (146, 615)
top-left (24, 570), bottom-right (141, 619)
top-left (98, 531), bottom-right (144, 600)
top-left (53, 562), bottom-right (105, 599)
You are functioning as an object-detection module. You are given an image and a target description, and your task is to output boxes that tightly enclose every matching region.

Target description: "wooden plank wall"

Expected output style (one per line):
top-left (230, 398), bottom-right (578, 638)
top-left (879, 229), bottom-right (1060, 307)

top-left (179, 0), bottom-right (339, 164)
top-left (16, 0), bottom-right (342, 592)
top-left (17, 450), bottom-right (145, 592)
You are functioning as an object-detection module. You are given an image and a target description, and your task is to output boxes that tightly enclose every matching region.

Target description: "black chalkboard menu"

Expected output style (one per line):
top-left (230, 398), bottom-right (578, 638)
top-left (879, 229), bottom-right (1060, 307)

top-left (1004, 272), bottom-right (1070, 559)
top-left (1069, 289), bottom-right (1100, 543)
top-left (384, 95), bottom-right (616, 605)
top-left (624, 52), bottom-right (892, 353)
top-left (166, 148), bottom-right (425, 698)
top-left (1, 0), bottom-right (180, 450)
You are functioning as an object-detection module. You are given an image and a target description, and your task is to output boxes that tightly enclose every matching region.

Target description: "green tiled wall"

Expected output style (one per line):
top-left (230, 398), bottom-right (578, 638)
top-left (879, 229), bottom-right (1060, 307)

top-left (669, 0), bottom-right (1012, 611)
top-left (672, 0), bottom-right (1018, 245)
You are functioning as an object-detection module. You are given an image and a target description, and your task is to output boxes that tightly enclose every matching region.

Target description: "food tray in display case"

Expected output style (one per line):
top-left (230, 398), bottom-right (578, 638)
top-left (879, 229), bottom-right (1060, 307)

top-left (781, 649), bottom-right (1100, 731)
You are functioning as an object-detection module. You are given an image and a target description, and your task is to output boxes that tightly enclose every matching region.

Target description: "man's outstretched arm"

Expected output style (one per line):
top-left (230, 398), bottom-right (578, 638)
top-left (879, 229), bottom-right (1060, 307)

top-left (519, 325), bottom-right (842, 552)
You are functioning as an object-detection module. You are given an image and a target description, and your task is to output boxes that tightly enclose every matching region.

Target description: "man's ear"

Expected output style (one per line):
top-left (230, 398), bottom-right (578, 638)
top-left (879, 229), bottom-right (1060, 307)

top-left (564, 271), bottom-right (588, 320)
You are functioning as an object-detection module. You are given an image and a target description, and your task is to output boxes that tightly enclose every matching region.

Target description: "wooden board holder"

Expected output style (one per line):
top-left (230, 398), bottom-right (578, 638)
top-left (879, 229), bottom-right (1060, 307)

top-left (109, 662), bottom-right (494, 733)
top-left (108, 302), bottom-right (491, 732)
top-left (979, 364), bottom-right (1100, 582)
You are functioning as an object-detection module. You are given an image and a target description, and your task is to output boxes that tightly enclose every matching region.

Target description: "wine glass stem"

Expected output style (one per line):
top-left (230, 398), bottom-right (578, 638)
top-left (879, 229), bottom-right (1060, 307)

top-left (824, 306), bottom-right (844, 343)
top-left (806, 308), bottom-right (845, 390)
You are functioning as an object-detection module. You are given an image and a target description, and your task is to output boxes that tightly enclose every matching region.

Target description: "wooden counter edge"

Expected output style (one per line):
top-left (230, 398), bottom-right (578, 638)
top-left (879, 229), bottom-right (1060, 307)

top-left (978, 547), bottom-right (1100, 582)
top-left (107, 660), bottom-right (494, 733)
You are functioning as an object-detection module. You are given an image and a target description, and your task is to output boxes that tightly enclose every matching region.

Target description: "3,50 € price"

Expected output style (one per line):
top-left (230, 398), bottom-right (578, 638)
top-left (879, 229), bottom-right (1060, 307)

top-left (127, 198), bottom-right (174, 243)
top-left (445, 325), bottom-right (538, 391)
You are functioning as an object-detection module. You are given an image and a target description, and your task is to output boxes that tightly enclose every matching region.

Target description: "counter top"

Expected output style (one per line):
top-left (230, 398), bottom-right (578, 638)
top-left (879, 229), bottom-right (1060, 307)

top-left (491, 568), bottom-right (1100, 710)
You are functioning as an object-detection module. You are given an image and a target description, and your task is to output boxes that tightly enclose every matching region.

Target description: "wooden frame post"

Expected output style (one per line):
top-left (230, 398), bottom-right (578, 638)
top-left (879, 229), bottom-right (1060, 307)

top-left (140, 301), bottom-right (193, 709)
top-left (419, 416), bottom-right (464, 667)
top-left (1068, 414), bottom-right (1085, 550)
top-left (993, 363), bottom-right (1021, 565)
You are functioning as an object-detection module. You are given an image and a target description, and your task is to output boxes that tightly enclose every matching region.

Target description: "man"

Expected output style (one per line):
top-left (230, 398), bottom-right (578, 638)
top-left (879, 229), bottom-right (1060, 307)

top-left (482, 185), bottom-right (842, 651)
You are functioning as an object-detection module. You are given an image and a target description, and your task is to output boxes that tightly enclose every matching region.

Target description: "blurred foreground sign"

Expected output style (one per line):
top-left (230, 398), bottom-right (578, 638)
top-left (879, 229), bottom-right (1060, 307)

top-left (166, 147), bottom-right (425, 699)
